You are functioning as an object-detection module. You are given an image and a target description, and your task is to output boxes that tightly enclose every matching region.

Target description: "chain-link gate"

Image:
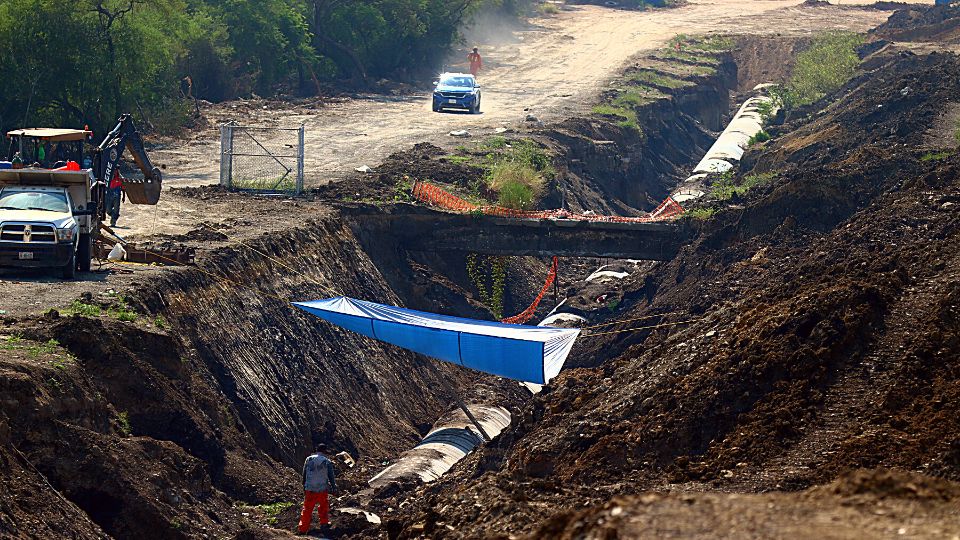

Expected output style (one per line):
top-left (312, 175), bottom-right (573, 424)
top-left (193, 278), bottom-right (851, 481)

top-left (219, 123), bottom-right (304, 194)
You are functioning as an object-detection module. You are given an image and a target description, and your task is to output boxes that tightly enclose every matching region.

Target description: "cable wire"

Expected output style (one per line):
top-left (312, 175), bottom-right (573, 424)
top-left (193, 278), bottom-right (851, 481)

top-left (579, 311), bottom-right (684, 330)
top-left (581, 318), bottom-right (702, 338)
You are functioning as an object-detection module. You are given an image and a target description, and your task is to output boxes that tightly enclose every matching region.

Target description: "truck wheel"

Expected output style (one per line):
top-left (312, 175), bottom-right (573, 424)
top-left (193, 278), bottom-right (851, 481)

top-left (62, 251), bottom-right (76, 280)
top-left (78, 234), bottom-right (92, 273)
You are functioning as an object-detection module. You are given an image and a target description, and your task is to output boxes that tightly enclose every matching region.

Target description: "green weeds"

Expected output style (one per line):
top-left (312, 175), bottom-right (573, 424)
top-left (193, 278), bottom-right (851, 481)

top-left (67, 300), bottom-right (101, 317)
top-left (775, 31), bottom-right (864, 111)
top-left (920, 151), bottom-right (951, 162)
top-left (592, 85), bottom-right (665, 133)
top-left (712, 171), bottom-right (777, 200)
top-left (485, 139), bottom-right (553, 210)
top-left (539, 2), bottom-right (560, 15)
top-left (626, 69), bottom-right (691, 90)
top-left (748, 130), bottom-right (771, 146)
top-left (2, 335), bottom-right (71, 363)
top-left (255, 502), bottom-right (295, 525)
top-left (67, 296), bottom-right (138, 322)
top-left (684, 207), bottom-right (716, 220)
top-left (117, 411), bottom-right (132, 437)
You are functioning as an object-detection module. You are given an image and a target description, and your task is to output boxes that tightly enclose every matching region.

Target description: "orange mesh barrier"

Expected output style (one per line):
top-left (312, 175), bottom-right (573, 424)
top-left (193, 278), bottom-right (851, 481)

top-left (502, 256), bottom-right (558, 325)
top-left (411, 181), bottom-right (684, 223)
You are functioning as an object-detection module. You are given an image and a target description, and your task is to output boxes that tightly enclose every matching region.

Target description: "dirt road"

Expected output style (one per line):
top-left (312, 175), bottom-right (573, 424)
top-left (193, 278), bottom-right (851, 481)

top-left (149, 0), bottom-right (899, 194)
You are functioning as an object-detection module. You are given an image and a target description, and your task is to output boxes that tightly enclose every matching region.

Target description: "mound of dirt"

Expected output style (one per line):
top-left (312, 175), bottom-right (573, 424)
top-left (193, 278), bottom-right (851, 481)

top-left (872, 4), bottom-right (960, 43)
top-left (809, 468), bottom-right (960, 502)
top-left (530, 470), bottom-right (960, 539)
top-left (385, 46), bottom-right (960, 540)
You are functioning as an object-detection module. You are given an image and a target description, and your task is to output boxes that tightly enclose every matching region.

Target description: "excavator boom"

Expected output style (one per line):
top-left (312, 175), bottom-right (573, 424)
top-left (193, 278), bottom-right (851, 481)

top-left (94, 114), bottom-right (162, 205)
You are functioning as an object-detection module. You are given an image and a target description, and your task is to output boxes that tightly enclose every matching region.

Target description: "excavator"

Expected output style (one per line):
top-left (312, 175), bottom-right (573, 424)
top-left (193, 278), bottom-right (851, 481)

top-left (0, 114), bottom-right (163, 276)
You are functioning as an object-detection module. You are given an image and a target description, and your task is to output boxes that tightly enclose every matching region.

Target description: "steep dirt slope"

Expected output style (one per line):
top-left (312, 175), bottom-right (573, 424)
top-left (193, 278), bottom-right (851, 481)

top-left (0, 215), bottom-right (528, 539)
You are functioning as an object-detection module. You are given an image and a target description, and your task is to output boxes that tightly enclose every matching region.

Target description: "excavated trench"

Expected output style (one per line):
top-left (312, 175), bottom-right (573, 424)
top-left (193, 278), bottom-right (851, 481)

top-left (0, 37), bottom-right (801, 539)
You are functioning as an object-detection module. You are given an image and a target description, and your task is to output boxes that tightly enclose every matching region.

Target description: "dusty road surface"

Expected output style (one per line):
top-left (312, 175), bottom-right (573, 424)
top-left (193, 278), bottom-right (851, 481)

top-left (149, 0), bottom-right (902, 192)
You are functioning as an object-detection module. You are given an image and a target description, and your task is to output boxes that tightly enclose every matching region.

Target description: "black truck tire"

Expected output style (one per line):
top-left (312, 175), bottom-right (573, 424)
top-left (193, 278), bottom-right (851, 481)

top-left (62, 250), bottom-right (76, 279)
top-left (78, 233), bottom-right (92, 273)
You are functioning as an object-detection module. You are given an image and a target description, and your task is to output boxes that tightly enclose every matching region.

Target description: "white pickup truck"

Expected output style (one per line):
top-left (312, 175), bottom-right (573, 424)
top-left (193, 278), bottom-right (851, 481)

top-left (0, 169), bottom-right (94, 278)
top-left (1, 119), bottom-right (162, 279)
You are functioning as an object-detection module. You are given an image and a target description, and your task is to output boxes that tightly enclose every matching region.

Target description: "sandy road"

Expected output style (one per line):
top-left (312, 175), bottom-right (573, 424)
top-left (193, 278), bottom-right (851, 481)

top-left (148, 0), bottom-right (899, 196)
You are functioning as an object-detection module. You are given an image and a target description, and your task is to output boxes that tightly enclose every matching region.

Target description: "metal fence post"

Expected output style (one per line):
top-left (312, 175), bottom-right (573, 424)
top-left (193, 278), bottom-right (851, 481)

top-left (219, 123), bottom-right (235, 189)
top-left (297, 123), bottom-right (305, 194)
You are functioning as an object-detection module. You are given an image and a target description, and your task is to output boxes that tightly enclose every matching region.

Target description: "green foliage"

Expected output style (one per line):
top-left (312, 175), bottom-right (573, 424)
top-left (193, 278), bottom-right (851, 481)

top-left (0, 334), bottom-right (24, 350)
top-left (777, 31), bottom-right (863, 110)
top-left (231, 175), bottom-right (297, 192)
top-left (109, 307), bottom-right (138, 322)
top-left (256, 502), bottom-right (295, 525)
top-left (0, 0), bottom-right (506, 135)
top-left (117, 411), bottom-right (132, 437)
top-left (482, 138), bottom-right (552, 209)
top-left (393, 175), bottom-right (414, 202)
top-left (154, 316), bottom-right (167, 329)
top-left (748, 130), bottom-right (771, 146)
top-left (711, 171), bottom-right (777, 200)
top-left (68, 300), bottom-right (102, 317)
top-left (626, 69), bottom-right (691, 90)
top-left (1, 335), bottom-right (67, 360)
top-left (484, 136), bottom-right (509, 149)
top-left (684, 207), bottom-right (715, 220)
top-left (756, 99), bottom-right (776, 122)
top-left (538, 2), bottom-right (560, 15)
top-left (593, 82), bottom-right (668, 132)
top-left (492, 163), bottom-right (540, 209)
top-left (593, 103), bottom-right (641, 132)
top-left (920, 151), bottom-right (951, 162)
top-left (466, 253), bottom-right (507, 319)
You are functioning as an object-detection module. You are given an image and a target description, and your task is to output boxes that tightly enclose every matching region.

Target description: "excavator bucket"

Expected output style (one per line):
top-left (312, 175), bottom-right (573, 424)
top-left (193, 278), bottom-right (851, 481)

top-left (122, 167), bottom-right (162, 205)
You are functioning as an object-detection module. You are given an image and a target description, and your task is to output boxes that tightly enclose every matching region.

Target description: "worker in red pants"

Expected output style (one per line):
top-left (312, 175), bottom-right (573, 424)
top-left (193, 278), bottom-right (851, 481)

top-left (298, 443), bottom-right (337, 535)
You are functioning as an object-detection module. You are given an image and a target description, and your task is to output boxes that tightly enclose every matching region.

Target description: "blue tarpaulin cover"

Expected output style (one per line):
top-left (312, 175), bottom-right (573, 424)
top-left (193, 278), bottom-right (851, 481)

top-left (294, 297), bottom-right (580, 384)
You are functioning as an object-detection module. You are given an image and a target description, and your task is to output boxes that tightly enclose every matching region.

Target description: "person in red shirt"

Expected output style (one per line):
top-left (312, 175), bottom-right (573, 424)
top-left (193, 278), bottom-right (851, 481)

top-left (467, 47), bottom-right (483, 77)
top-left (106, 169), bottom-right (125, 227)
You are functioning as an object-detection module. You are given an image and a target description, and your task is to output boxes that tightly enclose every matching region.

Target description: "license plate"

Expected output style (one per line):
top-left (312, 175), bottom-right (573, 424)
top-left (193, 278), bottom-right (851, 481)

top-left (448, 99), bottom-right (457, 104)
top-left (18, 252), bottom-right (33, 260)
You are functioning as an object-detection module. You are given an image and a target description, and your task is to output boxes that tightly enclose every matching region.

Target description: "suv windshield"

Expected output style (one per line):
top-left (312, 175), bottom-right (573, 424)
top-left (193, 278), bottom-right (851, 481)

top-left (0, 190), bottom-right (69, 213)
top-left (439, 75), bottom-right (475, 88)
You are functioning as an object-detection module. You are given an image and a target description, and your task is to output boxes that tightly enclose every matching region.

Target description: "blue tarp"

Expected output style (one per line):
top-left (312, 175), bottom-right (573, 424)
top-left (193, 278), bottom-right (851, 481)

top-left (294, 297), bottom-right (580, 384)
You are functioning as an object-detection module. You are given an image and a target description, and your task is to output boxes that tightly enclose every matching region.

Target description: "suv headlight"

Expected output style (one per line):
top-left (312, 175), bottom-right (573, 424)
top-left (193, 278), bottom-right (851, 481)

top-left (56, 227), bottom-right (75, 242)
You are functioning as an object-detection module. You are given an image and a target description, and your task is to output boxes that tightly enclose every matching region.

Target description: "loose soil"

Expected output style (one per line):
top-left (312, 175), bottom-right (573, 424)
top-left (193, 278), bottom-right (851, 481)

top-left (383, 15), bottom-right (960, 539)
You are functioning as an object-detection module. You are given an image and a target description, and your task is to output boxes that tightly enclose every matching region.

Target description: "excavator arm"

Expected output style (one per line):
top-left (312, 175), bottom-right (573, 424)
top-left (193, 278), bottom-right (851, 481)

top-left (93, 114), bottom-right (163, 207)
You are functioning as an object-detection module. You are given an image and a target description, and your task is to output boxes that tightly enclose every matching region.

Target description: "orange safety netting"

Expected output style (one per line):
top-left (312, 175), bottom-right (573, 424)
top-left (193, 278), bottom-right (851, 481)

top-left (411, 181), bottom-right (685, 222)
top-left (502, 256), bottom-right (558, 325)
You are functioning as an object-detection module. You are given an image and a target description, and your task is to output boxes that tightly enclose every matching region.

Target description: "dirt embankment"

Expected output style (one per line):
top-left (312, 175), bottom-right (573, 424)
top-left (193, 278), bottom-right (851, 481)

top-left (0, 217), bottom-right (531, 539)
top-left (383, 19), bottom-right (960, 540)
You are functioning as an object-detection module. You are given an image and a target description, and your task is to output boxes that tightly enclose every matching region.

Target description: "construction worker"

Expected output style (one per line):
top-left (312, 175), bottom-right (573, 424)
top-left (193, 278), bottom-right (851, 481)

top-left (106, 169), bottom-right (124, 227)
top-left (467, 47), bottom-right (483, 77)
top-left (298, 443), bottom-right (337, 535)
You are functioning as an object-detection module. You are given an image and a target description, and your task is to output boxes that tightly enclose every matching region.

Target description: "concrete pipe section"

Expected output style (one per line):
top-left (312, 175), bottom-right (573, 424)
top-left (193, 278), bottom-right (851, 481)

top-left (672, 85), bottom-right (777, 203)
top-left (368, 405), bottom-right (511, 488)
